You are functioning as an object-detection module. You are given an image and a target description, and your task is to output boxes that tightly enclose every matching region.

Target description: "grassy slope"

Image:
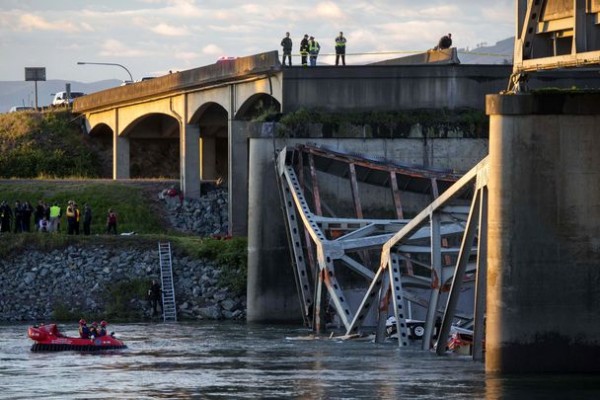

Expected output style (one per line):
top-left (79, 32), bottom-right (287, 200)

top-left (0, 110), bottom-right (248, 312)
top-left (0, 179), bottom-right (173, 235)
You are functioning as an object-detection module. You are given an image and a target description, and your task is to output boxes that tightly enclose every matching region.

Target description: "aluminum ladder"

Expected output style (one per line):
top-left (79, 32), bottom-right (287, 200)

top-left (158, 242), bottom-right (177, 322)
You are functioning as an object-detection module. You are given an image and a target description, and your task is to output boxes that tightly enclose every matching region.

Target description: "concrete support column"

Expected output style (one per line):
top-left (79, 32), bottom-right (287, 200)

top-left (228, 120), bottom-right (249, 236)
top-left (486, 93), bottom-right (600, 373)
top-left (181, 124), bottom-right (201, 199)
top-left (200, 136), bottom-right (218, 180)
top-left (113, 119), bottom-right (130, 180)
top-left (246, 139), bottom-right (302, 322)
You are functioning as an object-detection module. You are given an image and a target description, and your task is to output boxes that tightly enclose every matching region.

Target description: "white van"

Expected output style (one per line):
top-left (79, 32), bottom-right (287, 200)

top-left (52, 91), bottom-right (85, 106)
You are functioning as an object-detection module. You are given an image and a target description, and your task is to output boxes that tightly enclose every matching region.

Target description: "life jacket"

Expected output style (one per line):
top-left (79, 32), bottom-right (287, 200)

top-left (79, 325), bottom-right (90, 339)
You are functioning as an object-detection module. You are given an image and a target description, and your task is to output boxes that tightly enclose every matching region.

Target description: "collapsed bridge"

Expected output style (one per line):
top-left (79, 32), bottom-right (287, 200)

top-left (276, 144), bottom-right (488, 359)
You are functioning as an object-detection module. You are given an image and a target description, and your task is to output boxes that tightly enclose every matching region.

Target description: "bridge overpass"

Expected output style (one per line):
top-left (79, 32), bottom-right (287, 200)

top-left (73, 51), bottom-right (512, 235)
top-left (74, 50), bottom-right (594, 236)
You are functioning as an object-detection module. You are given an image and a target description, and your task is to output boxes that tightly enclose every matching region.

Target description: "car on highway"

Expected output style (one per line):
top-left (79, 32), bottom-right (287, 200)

top-left (52, 91), bottom-right (85, 106)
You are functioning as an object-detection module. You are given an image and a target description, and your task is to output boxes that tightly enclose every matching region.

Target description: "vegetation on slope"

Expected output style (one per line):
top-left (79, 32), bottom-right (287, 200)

top-left (0, 109), bottom-right (250, 320)
top-left (0, 110), bottom-right (102, 178)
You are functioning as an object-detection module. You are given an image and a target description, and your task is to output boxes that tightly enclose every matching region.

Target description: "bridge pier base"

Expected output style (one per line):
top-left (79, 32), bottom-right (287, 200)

top-left (486, 93), bottom-right (600, 373)
top-left (181, 124), bottom-right (201, 199)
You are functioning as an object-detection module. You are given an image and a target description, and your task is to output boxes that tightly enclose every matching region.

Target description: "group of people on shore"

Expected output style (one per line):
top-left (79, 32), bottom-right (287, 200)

top-left (280, 31), bottom-right (347, 67)
top-left (0, 199), bottom-right (118, 235)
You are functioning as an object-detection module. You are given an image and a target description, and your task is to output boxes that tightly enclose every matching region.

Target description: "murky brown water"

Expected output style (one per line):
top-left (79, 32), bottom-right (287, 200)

top-left (1, 322), bottom-right (599, 399)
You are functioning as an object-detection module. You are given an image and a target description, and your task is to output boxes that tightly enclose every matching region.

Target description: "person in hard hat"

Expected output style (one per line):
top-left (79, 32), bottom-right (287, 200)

top-left (97, 321), bottom-right (108, 337)
top-left (78, 319), bottom-right (90, 339)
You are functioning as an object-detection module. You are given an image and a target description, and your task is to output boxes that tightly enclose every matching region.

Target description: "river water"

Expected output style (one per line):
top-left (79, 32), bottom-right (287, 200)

top-left (1, 322), bottom-right (599, 399)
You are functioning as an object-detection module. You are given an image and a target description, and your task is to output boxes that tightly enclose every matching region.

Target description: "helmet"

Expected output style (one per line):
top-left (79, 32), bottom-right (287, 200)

top-left (79, 319), bottom-right (86, 325)
top-left (91, 321), bottom-right (98, 327)
top-left (100, 320), bottom-right (107, 327)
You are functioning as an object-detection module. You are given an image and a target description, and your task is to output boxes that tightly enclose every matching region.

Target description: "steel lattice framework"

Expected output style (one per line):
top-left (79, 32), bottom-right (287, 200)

top-left (276, 145), bottom-right (488, 359)
top-left (510, 0), bottom-right (600, 91)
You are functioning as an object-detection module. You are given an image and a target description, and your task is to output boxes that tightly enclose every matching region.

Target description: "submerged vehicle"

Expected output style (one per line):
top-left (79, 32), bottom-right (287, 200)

top-left (28, 324), bottom-right (126, 352)
top-left (385, 316), bottom-right (427, 340)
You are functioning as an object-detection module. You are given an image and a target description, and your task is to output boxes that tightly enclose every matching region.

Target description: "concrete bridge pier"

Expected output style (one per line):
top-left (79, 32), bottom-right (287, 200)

top-left (181, 124), bottom-right (201, 199)
top-left (486, 93), bottom-right (600, 373)
top-left (113, 134), bottom-right (130, 179)
top-left (246, 139), bottom-right (302, 323)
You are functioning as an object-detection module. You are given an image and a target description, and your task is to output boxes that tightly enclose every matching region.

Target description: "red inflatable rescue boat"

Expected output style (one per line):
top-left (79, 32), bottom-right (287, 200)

top-left (28, 324), bottom-right (126, 352)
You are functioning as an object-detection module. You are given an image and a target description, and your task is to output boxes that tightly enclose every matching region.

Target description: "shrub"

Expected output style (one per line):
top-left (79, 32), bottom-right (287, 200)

top-left (103, 278), bottom-right (149, 320)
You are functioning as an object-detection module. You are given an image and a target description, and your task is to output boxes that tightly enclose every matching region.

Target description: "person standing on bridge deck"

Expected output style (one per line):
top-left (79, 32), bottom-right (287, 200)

top-left (434, 33), bottom-right (452, 50)
top-left (300, 34), bottom-right (309, 67)
top-left (335, 31), bottom-right (347, 66)
top-left (308, 36), bottom-right (320, 66)
top-left (281, 32), bottom-right (293, 66)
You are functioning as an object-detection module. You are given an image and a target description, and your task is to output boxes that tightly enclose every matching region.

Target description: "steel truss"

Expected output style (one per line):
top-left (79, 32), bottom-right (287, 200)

top-left (276, 145), bottom-right (488, 358)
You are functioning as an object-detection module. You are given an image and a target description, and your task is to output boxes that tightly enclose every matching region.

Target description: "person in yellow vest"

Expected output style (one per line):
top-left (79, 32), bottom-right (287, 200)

top-left (49, 202), bottom-right (61, 233)
top-left (335, 31), bottom-right (347, 66)
top-left (308, 36), bottom-right (320, 66)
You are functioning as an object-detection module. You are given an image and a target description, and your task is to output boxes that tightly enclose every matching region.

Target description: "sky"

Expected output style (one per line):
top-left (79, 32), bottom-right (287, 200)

top-left (0, 0), bottom-right (515, 83)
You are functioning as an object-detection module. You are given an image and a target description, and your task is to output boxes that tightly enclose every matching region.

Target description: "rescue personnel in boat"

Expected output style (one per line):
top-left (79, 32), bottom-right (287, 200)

top-left (78, 319), bottom-right (91, 339)
top-left (89, 321), bottom-right (99, 338)
top-left (97, 321), bottom-right (108, 337)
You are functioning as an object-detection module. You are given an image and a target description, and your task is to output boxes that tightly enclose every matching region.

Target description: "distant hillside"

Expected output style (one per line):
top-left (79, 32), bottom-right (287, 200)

top-left (457, 37), bottom-right (514, 65)
top-left (0, 79), bottom-right (120, 113)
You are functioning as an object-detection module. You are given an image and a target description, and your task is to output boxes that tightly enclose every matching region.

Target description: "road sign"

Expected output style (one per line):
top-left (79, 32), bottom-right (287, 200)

top-left (25, 67), bottom-right (46, 82)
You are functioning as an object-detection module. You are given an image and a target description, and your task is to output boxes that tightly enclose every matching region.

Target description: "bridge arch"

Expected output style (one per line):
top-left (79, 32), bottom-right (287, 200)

top-left (88, 122), bottom-right (113, 137)
top-left (235, 93), bottom-right (281, 120)
top-left (122, 112), bottom-right (180, 178)
top-left (190, 102), bottom-right (229, 182)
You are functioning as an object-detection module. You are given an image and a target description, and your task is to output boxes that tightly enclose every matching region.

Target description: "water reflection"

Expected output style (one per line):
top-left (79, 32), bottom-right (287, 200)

top-left (1, 322), bottom-right (599, 399)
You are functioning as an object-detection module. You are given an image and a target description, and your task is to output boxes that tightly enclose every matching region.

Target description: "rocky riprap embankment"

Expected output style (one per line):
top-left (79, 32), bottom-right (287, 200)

top-left (0, 245), bottom-right (245, 322)
top-left (159, 186), bottom-right (228, 236)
